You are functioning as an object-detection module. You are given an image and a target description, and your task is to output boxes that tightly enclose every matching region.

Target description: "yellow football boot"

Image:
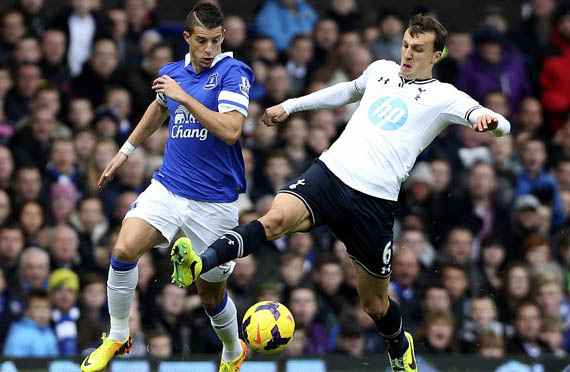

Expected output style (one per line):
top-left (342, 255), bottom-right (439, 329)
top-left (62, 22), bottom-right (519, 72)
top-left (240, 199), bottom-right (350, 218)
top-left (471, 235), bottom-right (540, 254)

top-left (80, 333), bottom-right (132, 372)
top-left (171, 237), bottom-right (202, 288)
top-left (219, 340), bottom-right (248, 372)
top-left (388, 332), bottom-right (417, 372)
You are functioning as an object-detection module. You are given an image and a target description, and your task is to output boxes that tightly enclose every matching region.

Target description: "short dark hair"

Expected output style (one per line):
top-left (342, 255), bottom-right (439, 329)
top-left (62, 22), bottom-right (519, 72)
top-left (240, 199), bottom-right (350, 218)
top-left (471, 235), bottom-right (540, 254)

top-left (185, 3), bottom-right (224, 34)
top-left (407, 14), bottom-right (448, 52)
top-left (26, 289), bottom-right (49, 309)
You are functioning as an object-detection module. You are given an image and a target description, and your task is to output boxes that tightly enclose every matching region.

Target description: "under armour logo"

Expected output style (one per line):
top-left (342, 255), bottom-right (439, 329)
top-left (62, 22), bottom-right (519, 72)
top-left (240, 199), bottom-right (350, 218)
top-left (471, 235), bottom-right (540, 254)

top-left (221, 236), bottom-right (234, 245)
top-left (289, 179), bottom-right (306, 190)
top-left (381, 265), bottom-right (392, 275)
top-left (415, 87), bottom-right (426, 101)
top-left (378, 77), bottom-right (390, 85)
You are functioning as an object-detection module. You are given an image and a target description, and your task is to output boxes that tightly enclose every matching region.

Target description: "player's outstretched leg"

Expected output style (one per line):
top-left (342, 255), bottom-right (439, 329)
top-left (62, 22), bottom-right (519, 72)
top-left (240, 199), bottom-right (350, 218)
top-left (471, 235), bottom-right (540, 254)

top-left (352, 263), bottom-right (417, 372)
top-left (82, 219), bottom-right (162, 372)
top-left (171, 193), bottom-right (311, 287)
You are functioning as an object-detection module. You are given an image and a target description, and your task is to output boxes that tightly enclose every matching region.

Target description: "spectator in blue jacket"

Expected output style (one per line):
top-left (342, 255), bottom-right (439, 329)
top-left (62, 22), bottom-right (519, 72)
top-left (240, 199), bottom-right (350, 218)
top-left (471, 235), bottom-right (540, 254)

top-left (254, 0), bottom-right (318, 51)
top-left (516, 138), bottom-right (566, 229)
top-left (3, 290), bottom-right (58, 357)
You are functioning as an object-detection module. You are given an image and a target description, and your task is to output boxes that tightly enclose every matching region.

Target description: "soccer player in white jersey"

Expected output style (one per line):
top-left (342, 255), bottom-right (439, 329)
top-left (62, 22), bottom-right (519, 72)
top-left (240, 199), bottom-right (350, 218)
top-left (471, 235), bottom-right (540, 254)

top-left (171, 14), bottom-right (510, 371)
top-left (81, 4), bottom-right (254, 372)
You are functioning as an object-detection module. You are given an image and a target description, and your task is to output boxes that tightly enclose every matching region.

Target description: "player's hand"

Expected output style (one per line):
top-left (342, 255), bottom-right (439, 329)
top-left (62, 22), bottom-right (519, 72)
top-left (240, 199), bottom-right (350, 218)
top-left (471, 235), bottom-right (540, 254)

top-left (98, 152), bottom-right (128, 189)
top-left (474, 115), bottom-right (499, 133)
top-left (261, 105), bottom-right (289, 127)
top-left (152, 75), bottom-right (188, 104)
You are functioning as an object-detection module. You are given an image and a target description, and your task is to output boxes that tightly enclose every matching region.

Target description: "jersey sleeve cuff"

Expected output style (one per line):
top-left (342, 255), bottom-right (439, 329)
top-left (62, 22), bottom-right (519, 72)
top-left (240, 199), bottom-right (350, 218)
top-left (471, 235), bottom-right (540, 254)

top-left (156, 92), bottom-right (167, 107)
top-left (218, 90), bottom-right (249, 117)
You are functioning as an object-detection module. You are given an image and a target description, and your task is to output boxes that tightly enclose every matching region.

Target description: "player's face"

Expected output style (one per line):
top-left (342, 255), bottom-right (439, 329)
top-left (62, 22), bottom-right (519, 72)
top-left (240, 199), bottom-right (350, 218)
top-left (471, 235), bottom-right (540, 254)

top-left (400, 29), bottom-right (441, 80)
top-left (184, 25), bottom-right (225, 73)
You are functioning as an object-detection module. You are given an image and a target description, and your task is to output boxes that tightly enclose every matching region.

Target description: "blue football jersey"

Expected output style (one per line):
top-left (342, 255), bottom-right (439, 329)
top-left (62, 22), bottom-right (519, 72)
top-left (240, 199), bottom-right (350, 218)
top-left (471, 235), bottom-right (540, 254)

top-left (153, 52), bottom-right (254, 202)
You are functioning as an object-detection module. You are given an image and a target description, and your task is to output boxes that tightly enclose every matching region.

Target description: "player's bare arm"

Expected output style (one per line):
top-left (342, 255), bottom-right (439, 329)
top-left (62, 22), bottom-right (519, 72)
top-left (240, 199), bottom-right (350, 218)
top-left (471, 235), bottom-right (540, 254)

top-left (98, 101), bottom-right (169, 188)
top-left (152, 75), bottom-right (245, 145)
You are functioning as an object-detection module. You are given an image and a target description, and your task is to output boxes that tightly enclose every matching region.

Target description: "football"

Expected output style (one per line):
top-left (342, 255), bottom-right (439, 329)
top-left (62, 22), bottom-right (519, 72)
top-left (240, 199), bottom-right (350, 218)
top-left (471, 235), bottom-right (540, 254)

top-left (242, 301), bottom-right (295, 354)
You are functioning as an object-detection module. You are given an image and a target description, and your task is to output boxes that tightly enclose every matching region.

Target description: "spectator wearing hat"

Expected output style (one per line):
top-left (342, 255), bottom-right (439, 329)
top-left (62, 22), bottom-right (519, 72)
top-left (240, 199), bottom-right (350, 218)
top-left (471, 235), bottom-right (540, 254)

top-left (400, 162), bottom-right (435, 219)
top-left (505, 194), bottom-right (542, 260)
top-left (3, 290), bottom-right (58, 357)
top-left (48, 268), bottom-right (80, 356)
top-left (456, 26), bottom-right (531, 117)
top-left (516, 137), bottom-right (566, 229)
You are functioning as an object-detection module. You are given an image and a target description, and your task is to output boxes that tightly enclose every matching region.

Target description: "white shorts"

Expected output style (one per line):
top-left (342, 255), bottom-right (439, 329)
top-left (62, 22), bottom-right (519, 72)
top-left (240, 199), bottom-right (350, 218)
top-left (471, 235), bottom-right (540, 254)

top-left (125, 179), bottom-right (238, 282)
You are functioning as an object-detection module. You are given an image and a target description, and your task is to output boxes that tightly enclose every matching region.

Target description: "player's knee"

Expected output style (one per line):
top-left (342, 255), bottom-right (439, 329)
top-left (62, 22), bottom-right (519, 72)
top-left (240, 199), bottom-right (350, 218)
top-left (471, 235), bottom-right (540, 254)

top-left (112, 241), bottom-right (138, 263)
top-left (362, 295), bottom-right (390, 320)
top-left (261, 208), bottom-right (288, 240)
top-left (200, 290), bottom-right (225, 310)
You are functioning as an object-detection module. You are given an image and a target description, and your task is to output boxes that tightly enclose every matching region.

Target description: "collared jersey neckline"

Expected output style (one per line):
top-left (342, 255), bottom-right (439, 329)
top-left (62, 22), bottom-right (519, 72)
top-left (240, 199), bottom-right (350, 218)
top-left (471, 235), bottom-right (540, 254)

top-left (184, 52), bottom-right (234, 73)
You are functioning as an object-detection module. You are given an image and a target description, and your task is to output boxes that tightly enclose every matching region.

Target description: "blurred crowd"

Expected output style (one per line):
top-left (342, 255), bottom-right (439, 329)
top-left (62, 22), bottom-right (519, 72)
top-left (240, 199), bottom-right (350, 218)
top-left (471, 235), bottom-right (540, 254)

top-left (0, 0), bottom-right (569, 361)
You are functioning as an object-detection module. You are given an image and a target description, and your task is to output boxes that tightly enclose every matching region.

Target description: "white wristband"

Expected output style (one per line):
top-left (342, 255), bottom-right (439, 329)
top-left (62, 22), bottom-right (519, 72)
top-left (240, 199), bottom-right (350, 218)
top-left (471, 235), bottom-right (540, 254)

top-left (119, 141), bottom-right (136, 157)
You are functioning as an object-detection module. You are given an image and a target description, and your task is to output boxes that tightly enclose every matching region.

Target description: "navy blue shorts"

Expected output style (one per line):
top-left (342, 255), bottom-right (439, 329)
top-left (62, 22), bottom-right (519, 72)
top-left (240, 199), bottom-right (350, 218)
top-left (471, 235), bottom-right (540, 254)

top-left (278, 160), bottom-right (396, 278)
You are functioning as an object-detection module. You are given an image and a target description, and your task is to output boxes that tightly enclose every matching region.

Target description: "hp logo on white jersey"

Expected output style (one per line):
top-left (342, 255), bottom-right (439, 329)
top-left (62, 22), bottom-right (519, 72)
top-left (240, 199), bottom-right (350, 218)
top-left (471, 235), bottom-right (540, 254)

top-left (368, 96), bottom-right (408, 131)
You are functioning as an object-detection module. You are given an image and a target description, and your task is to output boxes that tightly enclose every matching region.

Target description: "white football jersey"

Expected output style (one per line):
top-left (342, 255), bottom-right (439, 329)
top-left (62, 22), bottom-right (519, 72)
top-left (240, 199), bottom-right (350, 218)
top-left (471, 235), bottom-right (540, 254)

top-left (319, 60), bottom-right (490, 201)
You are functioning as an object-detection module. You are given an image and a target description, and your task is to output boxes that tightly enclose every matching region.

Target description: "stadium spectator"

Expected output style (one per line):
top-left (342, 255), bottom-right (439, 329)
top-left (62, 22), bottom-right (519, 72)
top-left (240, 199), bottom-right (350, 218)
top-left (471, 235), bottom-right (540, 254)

top-left (0, 9), bottom-right (27, 63)
top-left (416, 310), bottom-right (457, 354)
top-left (505, 194), bottom-right (542, 259)
top-left (440, 227), bottom-right (475, 266)
top-left (507, 301), bottom-right (550, 358)
top-left (288, 286), bottom-right (329, 355)
top-left (391, 249), bottom-right (421, 330)
top-left (76, 273), bottom-right (107, 351)
top-left (482, 91), bottom-right (510, 119)
top-left (333, 316), bottom-right (365, 357)
top-left (254, 0), bottom-right (318, 51)
top-left (4, 63), bottom-right (42, 122)
top-left (39, 29), bottom-right (70, 89)
top-left (49, 0), bottom-right (111, 77)
top-left (17, 0), bottom-right (49, 38)
top-left (471, 236), bottom-right (506, 297)
top-left (311, 18), bottom-right (339, 72)
top-left (48, 224), bottom-right (82, 273)
top-left (10, 165), bottom-right (43, 209)
top-left (71, 39), bottom-right (124, 107)
top-left (422, 282), bottom-right (452, 317)
top-left (126, 43), bottom-right (173, 118)
top-left (228, 255), bottom-right (257, 318)
top-left (435, 29), bottom-right (472, 84)
top-left (326, 0), bottom-right (362, 33)
top-left (145, 283), bottom-right (191, 357)
top-left (534, 275), bottom-right (570, 345)
top-left (514, 97), bottom-right (545, 136)
top-left (107, 7), bottom-right (138, 69)
top-left (48, 268), bottom-right (80, 356)
top-left (456, 26), bottom-right (531, 116)
top-left (222, 15), bottom-right (247, 61)
top-left (285, 35), bottom-right (314, 95)
top-left (0, 190), bottom-right (11, 228)
top-left (0, 224), bottom-right (25, 280)
top-left (477, 330), bottom-right (505, 358)
top-left (313, 254), bottom-right (346, 330)
top-left (459, 295), bottom-right (511, 353)
top-left (2, 290), bottom-right (58, 357)
top-left (397, 228), bottom-right (436, 271)
top-left (146, 330), bottom-right (172, 359)
top-left (50, 182), bottom-right (79, 225)
top-left (539, 316), bottom-right (568, 357)
top-left (441, 264), bottom-right (470, 326)
top-left (17, 201), bottom-right (44, 246)
top-left (516, 137), bottom-right (566, 229)
top-left (13, 36), bottom-right (41, 64)
top-left (370, 9), bottom-right (404, 63)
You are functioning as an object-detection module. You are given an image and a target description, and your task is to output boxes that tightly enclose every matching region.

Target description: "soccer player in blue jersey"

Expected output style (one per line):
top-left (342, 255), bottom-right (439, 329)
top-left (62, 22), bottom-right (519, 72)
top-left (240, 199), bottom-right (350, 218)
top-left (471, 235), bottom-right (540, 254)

top-left (81, 4), bottom-right (253, 372)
